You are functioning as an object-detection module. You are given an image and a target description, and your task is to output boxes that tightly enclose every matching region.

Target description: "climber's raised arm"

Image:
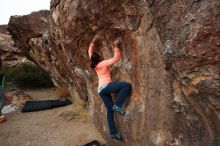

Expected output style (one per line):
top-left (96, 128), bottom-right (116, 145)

top-left (88, 42), bottom-right (94, 58)
top-left (99, 40), bottom-right (121, 66)
top-left (102, 48), bottom-right (121, 66)
top-left (88, 35), bottom-right (100, 58)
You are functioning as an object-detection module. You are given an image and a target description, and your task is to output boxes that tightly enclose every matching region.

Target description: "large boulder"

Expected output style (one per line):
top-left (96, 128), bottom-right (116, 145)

top-left (8, 0), bottom-right (220, 145)
top-left (48, 1), bottom-right (174, 146)
top-left (0, 25), bottom-right (25, 66)
top-left (7, 10), bottom-right (66, 87)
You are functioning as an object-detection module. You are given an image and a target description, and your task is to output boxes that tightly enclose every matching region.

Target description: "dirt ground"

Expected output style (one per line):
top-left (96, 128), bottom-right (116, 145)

top-left (0, 88), bottom-right (104, 146)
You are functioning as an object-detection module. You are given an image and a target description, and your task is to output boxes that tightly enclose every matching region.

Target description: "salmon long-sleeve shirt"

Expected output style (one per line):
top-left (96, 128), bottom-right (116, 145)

top-left (88, 42), bottom-right (121, 90)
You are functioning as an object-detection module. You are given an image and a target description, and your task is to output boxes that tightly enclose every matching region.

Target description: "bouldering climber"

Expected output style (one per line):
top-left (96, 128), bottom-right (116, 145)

top-left (88, 35), bottom-right (132, 141)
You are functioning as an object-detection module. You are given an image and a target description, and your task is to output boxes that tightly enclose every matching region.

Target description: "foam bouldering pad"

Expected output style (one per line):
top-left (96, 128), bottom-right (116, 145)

top-left (83, 140), bottom-right (102, 146)
top-left (21, 98), bottom-right (72, 112)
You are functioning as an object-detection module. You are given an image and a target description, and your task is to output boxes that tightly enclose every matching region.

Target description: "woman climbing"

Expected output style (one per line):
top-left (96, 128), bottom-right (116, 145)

top-left (88, 35), bottom-right (132, 141)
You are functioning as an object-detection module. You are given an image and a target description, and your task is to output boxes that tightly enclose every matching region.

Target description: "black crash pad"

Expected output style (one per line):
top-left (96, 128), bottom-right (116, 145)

top-left (83, 140), bottom-right (102, 146)
top-left (22, 98), bottom-right (72, 112)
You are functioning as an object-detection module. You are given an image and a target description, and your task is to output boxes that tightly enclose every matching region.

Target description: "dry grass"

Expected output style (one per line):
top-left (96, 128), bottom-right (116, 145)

top-left (53, 87), bottom-right (70, 97)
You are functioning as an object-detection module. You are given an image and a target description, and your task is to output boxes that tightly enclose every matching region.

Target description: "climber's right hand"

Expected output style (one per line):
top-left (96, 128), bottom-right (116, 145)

top-left (114, 39), bottom-right (121, 48)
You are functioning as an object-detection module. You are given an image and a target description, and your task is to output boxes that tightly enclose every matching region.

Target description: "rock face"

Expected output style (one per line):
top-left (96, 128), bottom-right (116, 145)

top-left (0, 25), bottom-right (25, 66)
top-left (149, 1), bottom-right (220, 145)
top-left (7, 10), bottom-right (65, 86)
top-left (8, 0), bottom-right (220, 146)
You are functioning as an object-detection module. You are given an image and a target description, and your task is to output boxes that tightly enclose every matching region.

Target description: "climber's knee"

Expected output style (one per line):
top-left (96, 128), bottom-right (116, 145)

top-left (125, 83), bottom-right (132, 91)
top-left (128, 83), bottom-right (132, 89)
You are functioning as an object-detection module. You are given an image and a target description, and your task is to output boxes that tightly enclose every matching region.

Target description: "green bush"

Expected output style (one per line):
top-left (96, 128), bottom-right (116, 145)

top-left (1, 63), bottom-right (54, 88)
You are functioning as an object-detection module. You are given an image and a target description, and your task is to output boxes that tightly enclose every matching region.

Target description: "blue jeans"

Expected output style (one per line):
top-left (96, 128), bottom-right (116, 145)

top-left (99, 82), bottom-right (132, 134)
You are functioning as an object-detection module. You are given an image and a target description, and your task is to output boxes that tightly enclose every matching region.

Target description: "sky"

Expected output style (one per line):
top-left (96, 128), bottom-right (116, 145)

top-left (0, 0), bottom-right (51, 24)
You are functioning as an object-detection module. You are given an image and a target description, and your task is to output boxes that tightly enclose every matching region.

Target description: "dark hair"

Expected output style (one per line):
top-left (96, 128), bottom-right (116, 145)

top-left (90, 52), bottom-right (101, 68)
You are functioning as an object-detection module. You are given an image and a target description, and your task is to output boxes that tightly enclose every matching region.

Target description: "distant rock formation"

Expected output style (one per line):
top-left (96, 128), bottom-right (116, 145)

top-left (8, 0), bottom-right (220, 145)
top-left (0, 25), bottom-right (9, 34)
top-left (7, 10), bottom-right (63, 86)
top-left (0, 25), bottom-right (25, 66)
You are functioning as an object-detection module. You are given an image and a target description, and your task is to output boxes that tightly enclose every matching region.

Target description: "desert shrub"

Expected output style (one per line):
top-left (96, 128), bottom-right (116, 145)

top-left (1, 63), bottom-right (53, 88)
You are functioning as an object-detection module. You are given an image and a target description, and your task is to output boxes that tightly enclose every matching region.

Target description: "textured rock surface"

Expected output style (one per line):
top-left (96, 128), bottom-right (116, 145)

top-left (0, 25), bottom-right (25, 66)
top-left (8, 0), bottom-right (220, 145)
top-left (149, 1), bottom-right (220, 145)
top-left (7, 10), bottom-right (65, 86)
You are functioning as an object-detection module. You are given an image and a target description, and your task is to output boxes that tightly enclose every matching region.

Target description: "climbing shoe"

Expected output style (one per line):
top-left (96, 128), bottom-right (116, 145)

top-left (111, 132), bottom-right (123, 141)
top-left (112, 105), bottom-right (126, 116)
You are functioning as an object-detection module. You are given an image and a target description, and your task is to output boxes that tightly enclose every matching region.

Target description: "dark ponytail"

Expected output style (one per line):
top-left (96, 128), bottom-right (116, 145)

top-left (90, 52), bottom-right (101, 68)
